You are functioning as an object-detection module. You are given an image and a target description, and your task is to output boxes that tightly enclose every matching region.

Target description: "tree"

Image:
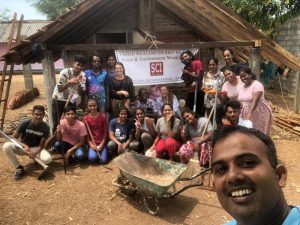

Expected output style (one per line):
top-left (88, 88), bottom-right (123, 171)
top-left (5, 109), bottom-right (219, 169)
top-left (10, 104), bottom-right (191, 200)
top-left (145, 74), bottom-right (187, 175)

top-left (221, 0), bottom-right (300, 38)
top-left (0, 8), bottom-right (11, 21)
top-left (29, 0), bottom-right (81, 20)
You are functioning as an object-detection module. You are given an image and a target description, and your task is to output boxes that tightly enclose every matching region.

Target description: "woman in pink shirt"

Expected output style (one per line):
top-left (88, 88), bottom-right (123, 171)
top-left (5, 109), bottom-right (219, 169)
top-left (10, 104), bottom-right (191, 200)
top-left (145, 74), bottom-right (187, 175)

top-left (221, 66), bottom-right (243, 101)
top-left (238, 66), bottom-right (272, 135)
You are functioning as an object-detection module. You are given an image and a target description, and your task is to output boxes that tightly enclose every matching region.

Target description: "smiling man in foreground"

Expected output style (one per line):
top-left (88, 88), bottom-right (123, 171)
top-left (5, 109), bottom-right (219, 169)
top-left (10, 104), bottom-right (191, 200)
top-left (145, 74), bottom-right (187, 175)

top-left (212, 126), bottom-right (300, 225)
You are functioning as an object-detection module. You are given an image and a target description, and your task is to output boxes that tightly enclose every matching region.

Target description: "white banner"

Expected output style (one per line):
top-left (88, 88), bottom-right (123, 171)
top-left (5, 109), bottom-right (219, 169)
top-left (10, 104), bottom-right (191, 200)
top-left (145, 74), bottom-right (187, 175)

top-left (115, 49), bottom-right (197, 86)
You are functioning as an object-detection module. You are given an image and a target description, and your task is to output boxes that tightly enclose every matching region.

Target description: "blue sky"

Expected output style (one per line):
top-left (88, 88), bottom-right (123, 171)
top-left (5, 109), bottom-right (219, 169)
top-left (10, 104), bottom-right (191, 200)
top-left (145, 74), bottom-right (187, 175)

top-left (1, 0), bottom-right (46, 20)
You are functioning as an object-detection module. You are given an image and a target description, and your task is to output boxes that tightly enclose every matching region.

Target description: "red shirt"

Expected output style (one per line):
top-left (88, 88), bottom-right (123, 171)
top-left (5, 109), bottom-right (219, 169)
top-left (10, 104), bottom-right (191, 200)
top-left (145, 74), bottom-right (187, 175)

top-left (83, 113), bottom-right (108, 145)
top-left (191, 59), bottom-right (204, 75)
top-left (185, 59), bottom-right (204, 92)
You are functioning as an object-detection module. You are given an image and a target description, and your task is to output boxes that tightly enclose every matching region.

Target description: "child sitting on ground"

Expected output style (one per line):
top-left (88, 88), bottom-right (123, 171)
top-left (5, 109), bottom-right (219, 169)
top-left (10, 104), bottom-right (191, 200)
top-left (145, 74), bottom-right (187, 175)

top-left (54, 106), bottom-right (87, 163)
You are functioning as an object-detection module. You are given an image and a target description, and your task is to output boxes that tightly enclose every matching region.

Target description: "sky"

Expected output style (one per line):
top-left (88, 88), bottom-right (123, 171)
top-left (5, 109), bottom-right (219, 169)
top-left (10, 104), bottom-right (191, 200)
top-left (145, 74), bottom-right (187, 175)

top-left (0, 0), bottom-right (47, 20)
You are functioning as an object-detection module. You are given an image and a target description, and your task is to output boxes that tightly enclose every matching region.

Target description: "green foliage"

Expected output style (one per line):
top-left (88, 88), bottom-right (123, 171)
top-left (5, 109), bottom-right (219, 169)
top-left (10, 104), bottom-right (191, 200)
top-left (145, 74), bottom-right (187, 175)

top-left (221, 0), bottom-right (300, 38)
top-left (0, 8), bottom-right (11, 21)
top-left (29, 0), bottom-right (81, 20)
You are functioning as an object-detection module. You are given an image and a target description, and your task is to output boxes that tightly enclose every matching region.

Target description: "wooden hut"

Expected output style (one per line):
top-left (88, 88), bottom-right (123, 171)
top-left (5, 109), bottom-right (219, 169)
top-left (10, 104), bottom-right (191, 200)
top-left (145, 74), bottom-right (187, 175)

top-left (2, 0), bottom-right (300, 131)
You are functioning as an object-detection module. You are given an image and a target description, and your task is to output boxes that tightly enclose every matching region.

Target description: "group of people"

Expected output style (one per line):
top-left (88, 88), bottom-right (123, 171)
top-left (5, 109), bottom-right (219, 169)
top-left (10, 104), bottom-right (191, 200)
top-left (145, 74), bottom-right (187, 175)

top-left (1, 49), bottom-right (299, 225)
top-left (3, 49), bottom-right (274, 177)
top-left (181, 49), bottom-right (272, 135)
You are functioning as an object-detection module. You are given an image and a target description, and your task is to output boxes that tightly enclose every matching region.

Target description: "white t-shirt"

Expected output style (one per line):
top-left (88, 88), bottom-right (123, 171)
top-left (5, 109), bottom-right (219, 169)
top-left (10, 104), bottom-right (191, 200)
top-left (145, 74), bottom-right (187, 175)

top-left (52, 68), bottom-right (86, 103)
top-left (238, 118), bottom-right (253, 128)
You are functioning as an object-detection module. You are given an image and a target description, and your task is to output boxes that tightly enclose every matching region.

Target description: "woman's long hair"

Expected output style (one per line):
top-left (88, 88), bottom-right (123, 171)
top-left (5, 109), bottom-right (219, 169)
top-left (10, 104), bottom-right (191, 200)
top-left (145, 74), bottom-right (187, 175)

top-left (182, 107), bottom-right (199, 124)
top-left (160, 85), bottom-right (174, 106)
top-left (87, 98), bottom-right (100, 113)
top-left (115, 62), bottom-right (126, 75)
top-left (162, 103), bottom-right (175, 128)
top-left (238, 65), bottom-right (257, 80)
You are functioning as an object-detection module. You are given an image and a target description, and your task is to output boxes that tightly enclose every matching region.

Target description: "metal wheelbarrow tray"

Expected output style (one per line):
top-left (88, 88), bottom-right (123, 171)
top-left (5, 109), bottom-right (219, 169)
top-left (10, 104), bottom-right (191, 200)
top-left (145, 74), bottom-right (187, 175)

top-left (112, 152), bottom-right (212, 215)
top-left (113, 152), bottom-right (187, 196)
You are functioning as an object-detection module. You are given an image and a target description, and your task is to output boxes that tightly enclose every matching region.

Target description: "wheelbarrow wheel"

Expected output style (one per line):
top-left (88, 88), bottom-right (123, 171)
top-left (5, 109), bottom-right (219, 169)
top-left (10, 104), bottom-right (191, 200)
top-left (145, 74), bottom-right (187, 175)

top-left (140, 191), bottom-right (160, 216)
top-left (112, 174), bottom-right (137, 195)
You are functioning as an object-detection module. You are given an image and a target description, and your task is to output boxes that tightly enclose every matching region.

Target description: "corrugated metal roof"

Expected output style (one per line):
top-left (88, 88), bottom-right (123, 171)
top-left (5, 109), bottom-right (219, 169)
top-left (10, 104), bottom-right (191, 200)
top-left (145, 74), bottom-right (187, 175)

top-left (0, 20), bottom-right (51, 43)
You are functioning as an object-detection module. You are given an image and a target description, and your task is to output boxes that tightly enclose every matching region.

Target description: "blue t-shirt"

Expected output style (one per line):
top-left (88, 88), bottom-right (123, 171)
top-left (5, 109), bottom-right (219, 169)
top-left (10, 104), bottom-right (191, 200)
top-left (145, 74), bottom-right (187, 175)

top-left (109, 118), bottom-right (134, 143)
top-left (225, 206), bottom-right (300, 225)
top-left (85, 69), bottom-right (107, 108)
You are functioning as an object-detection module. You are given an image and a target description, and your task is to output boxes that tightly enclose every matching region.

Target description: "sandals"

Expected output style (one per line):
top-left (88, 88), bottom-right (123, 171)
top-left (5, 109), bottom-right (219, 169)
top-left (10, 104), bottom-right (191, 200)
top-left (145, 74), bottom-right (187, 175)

top-left (15, 166), bottom-right (25, 180)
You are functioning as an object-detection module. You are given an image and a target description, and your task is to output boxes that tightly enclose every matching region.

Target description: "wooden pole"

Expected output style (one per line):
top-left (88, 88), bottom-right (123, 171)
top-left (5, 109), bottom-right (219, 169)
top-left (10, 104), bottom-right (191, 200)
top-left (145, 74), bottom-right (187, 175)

top-left (23, 63), bottom-right (34, 90)
top-left (149, 0), bottom-right (156, 36)
top-left (249, 47), bottom-right (261, 81)
top-left (42, 50), bottom-right (57, 134)
top-left (293, 71), bottom-right (300, 114)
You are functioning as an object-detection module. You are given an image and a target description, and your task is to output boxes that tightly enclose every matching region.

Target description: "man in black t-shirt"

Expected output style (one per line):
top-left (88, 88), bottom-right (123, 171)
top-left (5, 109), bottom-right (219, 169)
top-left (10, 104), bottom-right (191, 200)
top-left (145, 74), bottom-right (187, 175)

top-left (2, 105), bottom-right (52, 180)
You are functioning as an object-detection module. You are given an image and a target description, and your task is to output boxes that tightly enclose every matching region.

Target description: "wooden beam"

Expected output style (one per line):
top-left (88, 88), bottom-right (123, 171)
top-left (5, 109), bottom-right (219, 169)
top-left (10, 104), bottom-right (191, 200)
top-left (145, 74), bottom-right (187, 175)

top-left (138, 0), bottom-right (146, 29)
top-left (294, 71), bottom-right (300, 114)
top-left (22, 63), bottom-right (34, 90)
top-left (204, 0), bottom-right (265, 39)
top-left (15, 14), bottom-right (24, 43)
top-left (6, 12), bottom-right (17, 52)
top-left (137, 0), bottom-right (156, 36)
top-left (37, 0), bottom-right (102, 43)
top-left (156, 0), bottom-right (300, 71)
top-left (149, 0), bottom-right (156, 35)
top-left (47, 0), bottom-right (132, 44)
top-left (49, 40), bottom-right (256, 51)
top-left (261, 39), bottom-right (300, 71)
top-left (157, 0), bottom-right (221, 41)
top-left (176, 0), bottom-right (253, 41)
top-left (156, 3), bottom-right (211, 41)
top-left (249, 48), bottom-right (261, 81)
top-left (42, 51), bottom-right (57, 134)
top-left (47, 1), bottom-right (113, 43)
top-left (136, 26), bottom-right (148, 39)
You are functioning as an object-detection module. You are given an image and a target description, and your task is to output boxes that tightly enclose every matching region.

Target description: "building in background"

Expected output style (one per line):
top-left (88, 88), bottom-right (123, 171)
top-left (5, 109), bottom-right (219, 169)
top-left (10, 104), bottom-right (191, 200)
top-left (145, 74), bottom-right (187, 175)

top-left (0, 20), bottom-right (64, 72)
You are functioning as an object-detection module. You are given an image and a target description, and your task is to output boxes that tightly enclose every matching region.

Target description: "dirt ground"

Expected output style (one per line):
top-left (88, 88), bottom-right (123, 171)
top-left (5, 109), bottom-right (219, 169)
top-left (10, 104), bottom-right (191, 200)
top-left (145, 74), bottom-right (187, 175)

top-left (0, 75), bottom-right (299, 225)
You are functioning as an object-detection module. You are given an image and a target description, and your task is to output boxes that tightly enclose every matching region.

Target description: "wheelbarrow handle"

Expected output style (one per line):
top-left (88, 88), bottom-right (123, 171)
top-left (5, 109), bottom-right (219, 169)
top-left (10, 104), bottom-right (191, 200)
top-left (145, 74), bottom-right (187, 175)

top-left (165, 183), bottom-right (205, 198)
top-left (178, 167), bottom-right (212, 181)
top-left (164, 167), bottom-right (212, 198)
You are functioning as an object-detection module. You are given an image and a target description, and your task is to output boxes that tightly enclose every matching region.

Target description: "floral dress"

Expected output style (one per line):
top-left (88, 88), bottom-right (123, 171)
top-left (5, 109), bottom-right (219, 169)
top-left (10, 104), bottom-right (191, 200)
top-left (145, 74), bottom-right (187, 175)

top-left (202, 71), bottom-right (225, 108)
top-left (238, 80), bottom-right (272, 135)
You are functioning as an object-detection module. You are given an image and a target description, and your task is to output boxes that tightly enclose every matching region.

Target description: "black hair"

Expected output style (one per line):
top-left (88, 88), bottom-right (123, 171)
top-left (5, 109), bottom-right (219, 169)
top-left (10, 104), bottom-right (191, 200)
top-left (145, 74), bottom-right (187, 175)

top-left (182, 107), bottom-right (199, 120)
top-left (90, 51), bottom-right (103, 63)
top-left (135, 107), bottom-right (145, 117)
top-left (223, 66), bottom-right (235, 73)
top-left (118, 106), bottom-right (129, 116)
top-left (33, 105), bottom-right (45, 113)
top-left (86, 52), bottom-right (103, 70)
top-left (138, 88), bottom-right (148, 96)
top-left (238, 65), bottom-right (257, 80)
top-left (106, 54), bottom-right (116, 62)
top-left (64, 105), bottom-right (77, 114)
top-left (180, 50), bottom-right (194, 62)
top-left (162, 103), bottom-right (175, 128)
top-left (87, 99), bottom-right (100, 112)
top-left (224, 49), bottom-right (234, 56)
top-left (212, 126), bottom-right (278, 168)
top-left (225, 100), bottom-right (241, 111)
top-left (74, 55), bottom-right (87, 65)
top-left (208, 57), bottom-right (218, 65)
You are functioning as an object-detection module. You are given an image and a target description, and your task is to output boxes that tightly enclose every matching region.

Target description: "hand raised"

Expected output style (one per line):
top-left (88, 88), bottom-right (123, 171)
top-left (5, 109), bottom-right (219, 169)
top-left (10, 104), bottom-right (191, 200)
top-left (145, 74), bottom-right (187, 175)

top-left (134, 119), bottom-right (142, 129)
top-left (166, 111), bottom-right (175, 122)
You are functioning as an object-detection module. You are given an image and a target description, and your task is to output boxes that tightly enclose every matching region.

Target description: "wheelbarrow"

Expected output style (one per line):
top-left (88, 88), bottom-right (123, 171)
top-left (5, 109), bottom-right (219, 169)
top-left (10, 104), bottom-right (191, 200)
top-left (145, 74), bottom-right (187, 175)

top-left (112, 152), bottom-right (212, 215)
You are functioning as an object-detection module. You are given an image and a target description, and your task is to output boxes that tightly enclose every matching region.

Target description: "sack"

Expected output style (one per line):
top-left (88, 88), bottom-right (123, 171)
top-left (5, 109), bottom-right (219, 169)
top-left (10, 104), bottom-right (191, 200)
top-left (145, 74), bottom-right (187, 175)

top-left (145, 149), bottom-right (157, 158)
